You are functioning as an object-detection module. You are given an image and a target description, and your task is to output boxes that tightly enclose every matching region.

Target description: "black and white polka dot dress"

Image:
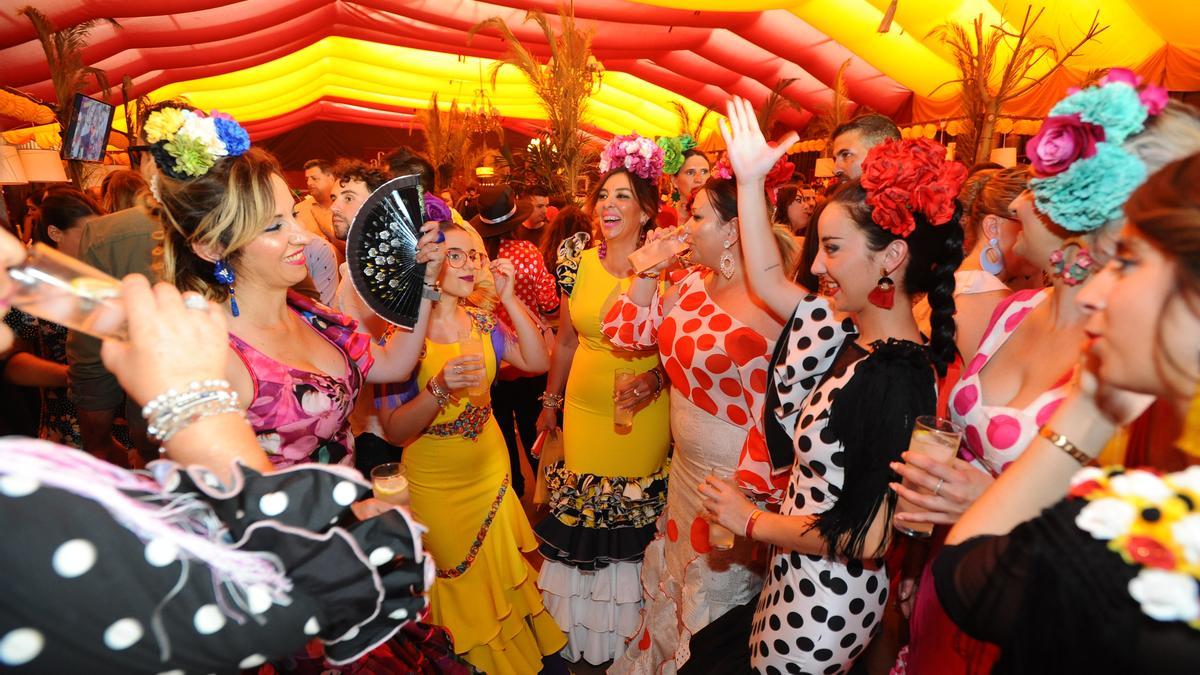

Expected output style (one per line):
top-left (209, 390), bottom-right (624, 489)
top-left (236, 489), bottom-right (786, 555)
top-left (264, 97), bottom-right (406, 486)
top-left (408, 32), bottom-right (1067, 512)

top-left (0, 439), bottom-right (433, 673)
top-left (749, 296), bottom-right (928, 675)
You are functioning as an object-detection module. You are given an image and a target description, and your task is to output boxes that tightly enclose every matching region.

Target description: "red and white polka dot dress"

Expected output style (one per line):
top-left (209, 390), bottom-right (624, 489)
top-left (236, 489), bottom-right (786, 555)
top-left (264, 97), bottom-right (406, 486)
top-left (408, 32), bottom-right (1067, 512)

top-left (949, 288), bottom-right (1073, 474)
top-left (496, 239), bottom-right (559, 328)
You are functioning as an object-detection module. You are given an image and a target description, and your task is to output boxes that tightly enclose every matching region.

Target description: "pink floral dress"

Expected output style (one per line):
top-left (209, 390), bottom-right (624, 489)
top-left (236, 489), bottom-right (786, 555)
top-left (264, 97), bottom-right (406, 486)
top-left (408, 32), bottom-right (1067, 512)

top-left (228, 291), bottom-right (373, 469)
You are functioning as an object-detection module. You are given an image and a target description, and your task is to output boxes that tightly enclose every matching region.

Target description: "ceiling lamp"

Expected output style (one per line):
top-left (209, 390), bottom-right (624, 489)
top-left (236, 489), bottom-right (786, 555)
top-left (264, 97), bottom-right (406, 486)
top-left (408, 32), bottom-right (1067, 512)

top-left (0, 145), bottom-right (29, 185)
top-left (18, 147), bottom-right (68, 183)
top-left (467, 61), bottom-right (503, 136)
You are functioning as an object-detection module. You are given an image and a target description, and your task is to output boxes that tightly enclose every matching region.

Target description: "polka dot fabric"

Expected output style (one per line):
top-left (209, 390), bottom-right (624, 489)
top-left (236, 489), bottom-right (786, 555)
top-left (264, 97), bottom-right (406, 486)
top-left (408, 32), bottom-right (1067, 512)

top-left (496, 239), bottom-right (560, 329)
top-left (949, 289), bottom-right (1073, 474)
top-left (600, 268), bottom-right (772, 432)
top-left (747, 296), bottom-right (885, 674)
top-left (0, 439), bottom-right (433, 672)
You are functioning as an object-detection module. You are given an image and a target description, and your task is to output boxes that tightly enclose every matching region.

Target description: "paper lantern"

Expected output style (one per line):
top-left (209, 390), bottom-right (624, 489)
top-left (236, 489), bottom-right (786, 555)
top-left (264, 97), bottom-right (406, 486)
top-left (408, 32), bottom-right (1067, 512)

top-left (814, 158), bottom-right (834, 178)
top-left (995, 118), bottom-right (1015, 134)
top-left (946, 120), bottom-right (962, 136)
top-left (0, 146), bottom-right (28, 185)
top-left (923, 123), bottom-right (938, 138)
top-left (18, 148), bottom-right (68, 182)
top-left (990, 147), bottom-right (1017, 167)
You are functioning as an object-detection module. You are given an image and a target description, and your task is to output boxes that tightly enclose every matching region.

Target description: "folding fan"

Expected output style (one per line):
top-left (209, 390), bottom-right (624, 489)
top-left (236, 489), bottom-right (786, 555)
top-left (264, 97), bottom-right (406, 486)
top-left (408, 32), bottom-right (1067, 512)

top-left (346, 174), bottom-right (427, 329)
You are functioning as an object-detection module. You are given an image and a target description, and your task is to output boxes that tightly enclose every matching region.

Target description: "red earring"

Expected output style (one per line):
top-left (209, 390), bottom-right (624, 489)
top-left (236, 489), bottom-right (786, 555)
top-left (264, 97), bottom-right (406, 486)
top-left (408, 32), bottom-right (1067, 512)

top-left (868, 270), bottom-right (895, 309)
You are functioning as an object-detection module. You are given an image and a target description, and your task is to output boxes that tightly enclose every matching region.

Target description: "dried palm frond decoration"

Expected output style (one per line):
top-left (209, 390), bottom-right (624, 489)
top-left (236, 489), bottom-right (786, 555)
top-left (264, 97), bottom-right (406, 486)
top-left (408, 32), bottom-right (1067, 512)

top-left (808, 59), bottom-right (854, 149)
top-left (470, 2), bottom-right (603, 198)
top-left (415, 92), bottom-right (476, 189)
top-left (670, 100), bottom-right (721, 152)
top-left (930, 6), bottom-right (1106, 165)
top-left (19, 6), bottom-right (119, 185)
top-left (757, 78), bottom-right (801, 141)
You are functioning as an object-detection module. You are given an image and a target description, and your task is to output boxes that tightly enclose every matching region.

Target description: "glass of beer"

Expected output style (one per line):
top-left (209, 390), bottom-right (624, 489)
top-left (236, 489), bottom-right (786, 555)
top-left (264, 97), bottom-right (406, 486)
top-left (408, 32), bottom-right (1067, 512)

top-left (7, 243), bottom-right (127, 341)
top-left (613, 367), bottom-right (636, 431)
top-left (458, 327), bottom-right (487, 397)
top-left (371, 463), bottom-right (410, 506)
top-left (893, 416), bottom-right (964, 538)
top-left (708, 467), bottom-right (737, 550)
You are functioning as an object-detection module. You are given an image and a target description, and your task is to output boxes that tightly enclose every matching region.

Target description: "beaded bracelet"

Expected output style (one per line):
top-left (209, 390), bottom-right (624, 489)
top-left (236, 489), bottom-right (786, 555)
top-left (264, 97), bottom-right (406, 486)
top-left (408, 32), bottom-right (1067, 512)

top-left (427, 375), bottom-right (451, 408)
top-left (539, 392), bottom-right (565, 409)
top-left (649, 367), bottom-right (665, 396)
top-left (142, 380), bottom-right (242, 443)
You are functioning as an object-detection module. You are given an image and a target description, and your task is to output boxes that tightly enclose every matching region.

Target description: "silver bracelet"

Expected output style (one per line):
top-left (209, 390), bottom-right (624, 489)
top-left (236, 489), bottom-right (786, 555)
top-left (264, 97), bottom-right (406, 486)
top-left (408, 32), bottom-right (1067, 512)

top-left (143, 380), bottom-right (243, 443)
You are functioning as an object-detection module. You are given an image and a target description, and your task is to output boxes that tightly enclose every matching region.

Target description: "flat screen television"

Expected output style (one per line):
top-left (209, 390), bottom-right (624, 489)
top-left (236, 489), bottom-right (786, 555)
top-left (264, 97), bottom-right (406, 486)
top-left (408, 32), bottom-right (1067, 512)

top-left (62, 93), bottom-right (115, 163)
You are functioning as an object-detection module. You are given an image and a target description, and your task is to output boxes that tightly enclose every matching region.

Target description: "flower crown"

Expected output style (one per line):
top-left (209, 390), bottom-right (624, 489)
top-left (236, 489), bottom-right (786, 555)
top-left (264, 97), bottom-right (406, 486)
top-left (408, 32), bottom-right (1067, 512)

top-left (599, 133), bottom-right (665, 182)
top-left (860, 138), bottom-right (967, 238)
top-left (1027, 69), bottom-right (1169, 232)
top-left (655, 134), bottom-right (697, 175)
top-left (143, 107), bottom-right (251, 180)
top-left (711, 152), bottom-right (794, 197)
top-left (1070, 465), bottom-right (1200, 628)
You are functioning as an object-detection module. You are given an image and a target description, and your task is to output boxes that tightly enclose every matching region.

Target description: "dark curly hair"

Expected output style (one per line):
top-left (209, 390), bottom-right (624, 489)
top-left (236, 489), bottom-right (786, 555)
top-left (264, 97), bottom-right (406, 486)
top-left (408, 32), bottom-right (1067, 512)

top-left (829, 180), bottom-right (963, 375)
top-left (332, 159), bottom-right (391, 193)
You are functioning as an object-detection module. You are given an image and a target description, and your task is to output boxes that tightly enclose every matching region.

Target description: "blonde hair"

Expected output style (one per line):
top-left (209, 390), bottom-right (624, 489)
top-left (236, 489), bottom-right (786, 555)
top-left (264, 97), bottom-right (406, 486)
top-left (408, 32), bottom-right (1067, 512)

top-left (958, 166), bottom-right (1029, 251)
top-left (157, 147), bottom-right (282, 300)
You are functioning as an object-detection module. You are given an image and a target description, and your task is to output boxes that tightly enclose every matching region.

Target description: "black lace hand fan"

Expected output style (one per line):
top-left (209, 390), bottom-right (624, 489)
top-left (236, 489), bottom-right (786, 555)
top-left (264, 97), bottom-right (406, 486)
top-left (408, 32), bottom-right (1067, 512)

top-left (346, 174), bottom-right (427, 329)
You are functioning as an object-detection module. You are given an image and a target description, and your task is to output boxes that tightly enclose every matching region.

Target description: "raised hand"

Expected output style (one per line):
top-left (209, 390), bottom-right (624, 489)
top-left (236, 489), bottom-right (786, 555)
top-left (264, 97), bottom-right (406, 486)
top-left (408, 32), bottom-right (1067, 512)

top-left (490, 257), bottom-right (517, 302)
top-left (416, 221), bottom-right (446, 282)
top-left (719, 97), bottom-right (799, 182)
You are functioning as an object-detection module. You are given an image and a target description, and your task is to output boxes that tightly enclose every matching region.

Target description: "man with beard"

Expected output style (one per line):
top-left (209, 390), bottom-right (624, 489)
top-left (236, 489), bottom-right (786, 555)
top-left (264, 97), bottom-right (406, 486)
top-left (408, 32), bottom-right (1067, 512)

top-left (829, 114), bottom-right (901, 182)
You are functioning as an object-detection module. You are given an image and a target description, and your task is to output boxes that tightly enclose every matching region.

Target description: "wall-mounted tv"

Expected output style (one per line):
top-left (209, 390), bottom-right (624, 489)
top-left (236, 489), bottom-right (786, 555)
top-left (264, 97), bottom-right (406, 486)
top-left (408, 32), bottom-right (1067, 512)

top-left (62, 93), bottom-right (114, 163)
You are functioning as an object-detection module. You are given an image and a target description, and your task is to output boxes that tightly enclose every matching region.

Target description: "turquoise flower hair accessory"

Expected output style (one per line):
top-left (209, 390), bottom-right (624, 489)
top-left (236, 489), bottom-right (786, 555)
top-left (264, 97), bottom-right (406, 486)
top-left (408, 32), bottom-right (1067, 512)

top-left (1027, 68), bottom-right (1168, 232)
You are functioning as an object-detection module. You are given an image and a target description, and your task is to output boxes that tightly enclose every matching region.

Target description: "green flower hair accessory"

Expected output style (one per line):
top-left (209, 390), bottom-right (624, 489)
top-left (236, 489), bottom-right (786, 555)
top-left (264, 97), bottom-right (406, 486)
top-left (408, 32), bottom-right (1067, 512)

top-left (164, 134), bottom-right (216, 177)
top-left (656, 134), bottom-right (698, 175)
top-left (678, 135), bottom-right (697, 152)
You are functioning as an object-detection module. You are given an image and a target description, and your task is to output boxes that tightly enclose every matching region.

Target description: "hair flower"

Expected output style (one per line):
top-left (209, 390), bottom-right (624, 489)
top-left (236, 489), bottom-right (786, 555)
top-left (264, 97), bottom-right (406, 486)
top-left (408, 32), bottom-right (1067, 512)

top-left (657, 135), bottom-right (685, 175)
top-left (144, 106), bottom-right (251, 180)
top-left (143, 107), bottom-right (186, 144)
top-left (1027, 114), bottom-right (1106, 177)
top-left (599, 133), bottom-right (664, 182)
top-left (712, 156), bottom-right (733, 180)
top-left (860, 138), bottom-right (966, 237)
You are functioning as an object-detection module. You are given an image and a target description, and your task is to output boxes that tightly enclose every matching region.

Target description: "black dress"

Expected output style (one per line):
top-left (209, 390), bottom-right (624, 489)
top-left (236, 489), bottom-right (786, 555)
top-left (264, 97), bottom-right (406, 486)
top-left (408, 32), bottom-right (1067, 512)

top-left (935, 480), bottom-right (1200, 674)
top-left (0, 438), bottom-right (432, 673)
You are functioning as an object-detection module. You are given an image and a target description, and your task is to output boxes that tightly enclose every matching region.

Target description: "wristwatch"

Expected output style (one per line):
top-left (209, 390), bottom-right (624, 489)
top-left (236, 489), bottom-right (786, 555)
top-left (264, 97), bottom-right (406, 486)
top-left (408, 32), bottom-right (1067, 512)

top-left (422, 280), bottom-right (442, 302)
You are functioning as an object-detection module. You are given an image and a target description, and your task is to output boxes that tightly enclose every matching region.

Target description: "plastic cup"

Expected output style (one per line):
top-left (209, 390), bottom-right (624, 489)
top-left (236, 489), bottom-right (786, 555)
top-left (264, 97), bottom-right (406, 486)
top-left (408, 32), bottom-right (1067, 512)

top-left (7, 243), bottom-right (127, 341)
top-left (628, 234), bottom-right (689, 275)
top-left (708, 467), bottom-right (737, 550)
top-left (893, 416), bottom-right (964, 538)
top-left (613, 367), bottom-right (636, 431)
top-left (458, 327), bottom-right (487, 397)
top-left (371, 463), bottom-right (410, 506)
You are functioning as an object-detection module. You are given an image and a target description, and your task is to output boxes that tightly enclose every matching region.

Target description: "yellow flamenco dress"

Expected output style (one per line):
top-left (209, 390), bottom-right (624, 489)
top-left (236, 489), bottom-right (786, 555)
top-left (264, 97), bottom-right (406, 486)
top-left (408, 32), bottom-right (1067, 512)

top-left (537, 240), bottom-right (671, 665)
top-left (402, 307), bottom-right (566, 674)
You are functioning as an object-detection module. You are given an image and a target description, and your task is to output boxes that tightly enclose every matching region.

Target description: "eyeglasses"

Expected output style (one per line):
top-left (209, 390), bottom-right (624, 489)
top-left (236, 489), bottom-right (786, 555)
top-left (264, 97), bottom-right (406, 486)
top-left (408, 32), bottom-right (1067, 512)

top-left (128, 144), bottom-right (152, 168)
top-left (445, 248), bottom-right (487, 269)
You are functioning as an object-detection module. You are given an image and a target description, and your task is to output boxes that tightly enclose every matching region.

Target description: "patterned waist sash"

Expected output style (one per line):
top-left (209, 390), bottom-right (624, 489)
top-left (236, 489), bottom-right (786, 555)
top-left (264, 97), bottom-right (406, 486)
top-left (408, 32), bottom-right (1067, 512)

top-left (425, 402), bottom-right (492, 440)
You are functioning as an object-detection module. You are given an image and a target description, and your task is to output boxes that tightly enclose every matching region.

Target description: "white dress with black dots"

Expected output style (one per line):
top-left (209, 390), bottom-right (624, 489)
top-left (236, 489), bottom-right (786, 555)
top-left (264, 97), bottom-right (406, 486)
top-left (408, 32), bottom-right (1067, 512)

top-left (749, 297), bottom-right (888, 675)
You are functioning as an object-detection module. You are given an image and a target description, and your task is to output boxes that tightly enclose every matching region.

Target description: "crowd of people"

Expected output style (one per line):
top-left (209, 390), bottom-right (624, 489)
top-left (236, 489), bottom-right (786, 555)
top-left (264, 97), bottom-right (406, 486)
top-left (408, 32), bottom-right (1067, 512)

top-left (2, 67), bottom-right (1200, 675)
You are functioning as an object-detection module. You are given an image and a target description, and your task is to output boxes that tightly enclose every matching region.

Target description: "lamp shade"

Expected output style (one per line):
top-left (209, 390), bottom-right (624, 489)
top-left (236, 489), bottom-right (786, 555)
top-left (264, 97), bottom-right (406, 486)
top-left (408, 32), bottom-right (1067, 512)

top-left (990, 147), bottom-right (1017, 168)
top-left (0, 146), bottom-right (28, 185)
top-left (814, 157), bottom-right (835, 178)
top-left (18, 148), bottom-right (68, 182)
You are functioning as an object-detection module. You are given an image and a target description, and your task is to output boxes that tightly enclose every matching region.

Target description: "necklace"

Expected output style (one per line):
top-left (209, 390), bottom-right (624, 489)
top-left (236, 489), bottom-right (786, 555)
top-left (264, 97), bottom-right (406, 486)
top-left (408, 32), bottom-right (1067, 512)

top-left (598, 240), bottom-right (607, 260)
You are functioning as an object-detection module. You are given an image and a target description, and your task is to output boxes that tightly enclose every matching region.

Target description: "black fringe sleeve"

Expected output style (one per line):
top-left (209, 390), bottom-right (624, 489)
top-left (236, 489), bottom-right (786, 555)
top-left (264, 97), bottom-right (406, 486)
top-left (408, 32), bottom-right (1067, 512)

top-left (814, 338), bottom-right (937, 559)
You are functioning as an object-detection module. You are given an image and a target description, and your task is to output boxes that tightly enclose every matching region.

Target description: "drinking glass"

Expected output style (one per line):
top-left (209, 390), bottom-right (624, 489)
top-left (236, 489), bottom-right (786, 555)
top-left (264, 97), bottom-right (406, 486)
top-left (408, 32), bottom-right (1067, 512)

top-left (707, 467), bottom-right (737, 550)
top-left (458, 327), bottom-right (487, 397)
top-left (7, 243), bottom-right (127, 341)
top-left (613, 367), bottom-right (636, 431)
top-left (893, 416), bottom-right (964, 538)
top-left (371, 463), bottom-right (410, 506)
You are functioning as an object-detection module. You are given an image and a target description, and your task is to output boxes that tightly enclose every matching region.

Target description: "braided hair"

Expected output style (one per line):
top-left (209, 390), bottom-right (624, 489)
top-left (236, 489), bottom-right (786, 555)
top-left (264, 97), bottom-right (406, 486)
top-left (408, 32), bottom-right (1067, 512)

top-left (829, 180), bottom-right (964, 375)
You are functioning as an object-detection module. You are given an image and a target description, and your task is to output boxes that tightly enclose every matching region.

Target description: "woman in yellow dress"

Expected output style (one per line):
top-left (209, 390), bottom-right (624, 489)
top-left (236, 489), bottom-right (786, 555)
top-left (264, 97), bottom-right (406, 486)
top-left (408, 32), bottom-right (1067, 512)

top-left (535, 134), bottom-right (672, 666)
top-left (383, 222), bottom-right (565, 674)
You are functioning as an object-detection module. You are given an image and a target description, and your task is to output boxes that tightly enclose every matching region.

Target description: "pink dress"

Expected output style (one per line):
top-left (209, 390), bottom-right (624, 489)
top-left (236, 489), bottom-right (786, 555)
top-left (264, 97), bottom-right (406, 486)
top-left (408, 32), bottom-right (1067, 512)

top-left (601, 268), bottom-right (772, 673)
top-left (228, 291), bottom-right (374, 469)
top-left (898, 289), bottom-right (1073, 675)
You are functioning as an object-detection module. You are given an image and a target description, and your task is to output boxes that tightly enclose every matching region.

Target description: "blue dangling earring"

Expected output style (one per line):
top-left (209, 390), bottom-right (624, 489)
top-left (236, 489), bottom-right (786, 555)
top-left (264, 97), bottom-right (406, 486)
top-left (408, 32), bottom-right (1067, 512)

top-left (213, 259), bottom-right (239, 317)
top-left (979, 237), bottom-right (1005, 276)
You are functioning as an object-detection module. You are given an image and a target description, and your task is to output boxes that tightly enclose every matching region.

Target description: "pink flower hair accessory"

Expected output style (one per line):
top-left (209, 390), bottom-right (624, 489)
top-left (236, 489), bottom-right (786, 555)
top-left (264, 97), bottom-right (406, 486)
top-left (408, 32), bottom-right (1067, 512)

top-left (599, 133), bottom-right (665, 182)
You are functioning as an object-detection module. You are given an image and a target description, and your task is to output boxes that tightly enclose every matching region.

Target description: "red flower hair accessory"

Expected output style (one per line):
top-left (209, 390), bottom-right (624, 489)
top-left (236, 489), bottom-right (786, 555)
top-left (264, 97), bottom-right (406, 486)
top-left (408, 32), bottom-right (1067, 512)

top-left (860, 138), bottom-right (968, 237)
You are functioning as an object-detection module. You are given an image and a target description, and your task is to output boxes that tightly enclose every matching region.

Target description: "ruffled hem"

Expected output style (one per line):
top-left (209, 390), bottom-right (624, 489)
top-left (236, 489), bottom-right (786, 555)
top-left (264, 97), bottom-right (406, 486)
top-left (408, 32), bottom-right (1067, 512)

top-left (542, 460), bottom-right (669, 530)
top-left (536, 515), bottom-right (658, 569)
top-left (152, 459), bottom-right (433, 666)
top-left (538, 560), bottom-right (643, 665)
top-left (427, 491), bottom-right (566, 674)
